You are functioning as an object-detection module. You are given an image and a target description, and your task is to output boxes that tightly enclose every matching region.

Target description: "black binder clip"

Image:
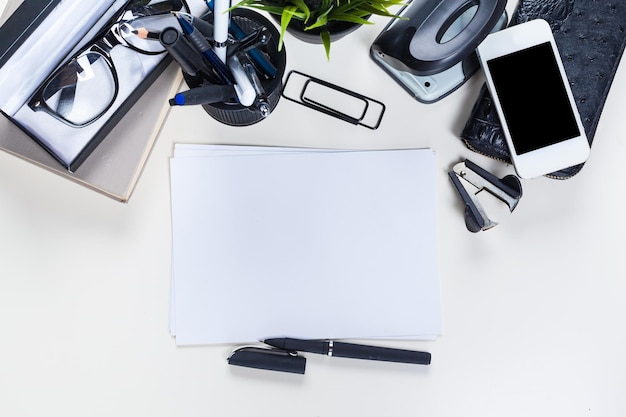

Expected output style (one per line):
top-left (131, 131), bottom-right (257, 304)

top-left (448, 159), bottom-right (522, 232)
top-left (281, 70), bottom-right (386, 129)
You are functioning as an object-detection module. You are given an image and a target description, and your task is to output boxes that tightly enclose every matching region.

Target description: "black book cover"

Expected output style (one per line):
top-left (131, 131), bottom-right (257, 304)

top-left (0, 0), bottom-right (62, 67)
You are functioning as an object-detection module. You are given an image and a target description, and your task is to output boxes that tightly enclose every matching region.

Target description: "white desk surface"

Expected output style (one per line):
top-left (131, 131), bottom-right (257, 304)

top-left (2, 3), bottom-right (626, 416)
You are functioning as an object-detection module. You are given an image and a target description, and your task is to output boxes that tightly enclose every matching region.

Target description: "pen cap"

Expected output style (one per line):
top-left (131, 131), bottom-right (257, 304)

top-left (228, 347), bottom-right (306, 374)
top-left (160, 27), bottom-right (207, 79)
top-left (182, 9), bottom-right (286, 126)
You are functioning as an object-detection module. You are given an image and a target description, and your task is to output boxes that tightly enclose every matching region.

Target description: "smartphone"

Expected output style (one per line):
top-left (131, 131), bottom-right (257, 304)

top-left (476, 19), bottom-right (590, 179)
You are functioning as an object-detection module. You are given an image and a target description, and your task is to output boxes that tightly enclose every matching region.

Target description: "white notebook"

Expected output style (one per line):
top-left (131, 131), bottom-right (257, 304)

top-left (169, 145), bottom-right (441, 345)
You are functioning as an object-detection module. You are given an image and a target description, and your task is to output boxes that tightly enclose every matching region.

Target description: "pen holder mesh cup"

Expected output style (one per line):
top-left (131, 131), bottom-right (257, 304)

top-left (183, 9), bottom-right (286, 126)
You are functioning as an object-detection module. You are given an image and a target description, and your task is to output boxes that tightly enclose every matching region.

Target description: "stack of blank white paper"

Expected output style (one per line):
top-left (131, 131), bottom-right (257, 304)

top-left (169, 144), bottom-right (442, 345)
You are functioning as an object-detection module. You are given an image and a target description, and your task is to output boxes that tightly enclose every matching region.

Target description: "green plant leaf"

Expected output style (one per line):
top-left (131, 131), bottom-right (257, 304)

top-left (278, 6), bottom-right (299, 50)
top-left (231, 0), bottom-right (407, 60)
top-left (356, 3), bottom-right (402, 18)
top-left (328, 14), bottom-right (372, 25)
top-left (332, 0), bottom-right (367, 14)
top-left (229, 2), bottom-right (287, 15)
top-left (320, 0), bottom-right (333, 13)
top-left (287, 0), bottom-right (311, 21)
top-left (320, 28), bottom-right (331, 61)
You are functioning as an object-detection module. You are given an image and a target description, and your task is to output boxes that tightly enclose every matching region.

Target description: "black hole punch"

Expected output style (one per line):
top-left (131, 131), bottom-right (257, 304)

top-left (436, 2), bottom-right (478, 44)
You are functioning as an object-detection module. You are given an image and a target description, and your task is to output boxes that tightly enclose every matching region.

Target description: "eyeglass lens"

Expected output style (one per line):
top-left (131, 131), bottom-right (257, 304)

top-left (41, 52), bottom-right (117, 126)
top-left (38, 0), bottom-right (187, 126)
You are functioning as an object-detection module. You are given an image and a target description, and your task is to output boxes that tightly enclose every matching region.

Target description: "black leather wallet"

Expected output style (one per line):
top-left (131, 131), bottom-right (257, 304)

top-left (460, 0), bottom-right (626, 179)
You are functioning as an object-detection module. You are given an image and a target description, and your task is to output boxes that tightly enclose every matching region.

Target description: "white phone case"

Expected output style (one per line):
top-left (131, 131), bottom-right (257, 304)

top-left (476, 19), bottom-right (590, 179)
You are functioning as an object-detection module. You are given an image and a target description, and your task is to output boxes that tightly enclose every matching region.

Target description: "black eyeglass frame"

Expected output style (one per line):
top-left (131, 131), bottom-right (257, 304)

top-left (28, 0), bottom-right (189, 127)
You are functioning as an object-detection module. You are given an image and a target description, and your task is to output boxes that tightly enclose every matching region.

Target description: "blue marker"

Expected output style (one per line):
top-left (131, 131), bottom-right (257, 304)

top-left (170, 84), bottom-right (236, 106)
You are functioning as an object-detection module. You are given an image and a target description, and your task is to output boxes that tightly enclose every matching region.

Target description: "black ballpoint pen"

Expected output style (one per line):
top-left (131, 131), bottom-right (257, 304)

top-left (263, 338), bottom-right (431, 365)
top-left (174, 12), bottom-right (234, 85)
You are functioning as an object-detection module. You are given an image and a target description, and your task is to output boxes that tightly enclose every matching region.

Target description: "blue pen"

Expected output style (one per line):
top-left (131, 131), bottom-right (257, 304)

top-left (205, 0), bottom-right (277, 78)
top-left (174, 12), bottom-right (234, 85)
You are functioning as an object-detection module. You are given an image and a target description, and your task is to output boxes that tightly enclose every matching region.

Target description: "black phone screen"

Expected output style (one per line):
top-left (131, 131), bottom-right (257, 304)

top-left (486, 42), bottom-right (580, 155)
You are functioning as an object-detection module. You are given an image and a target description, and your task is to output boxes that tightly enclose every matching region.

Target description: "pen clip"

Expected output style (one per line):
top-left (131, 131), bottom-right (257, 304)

top-left (227, 26), bottom-right (271, 58)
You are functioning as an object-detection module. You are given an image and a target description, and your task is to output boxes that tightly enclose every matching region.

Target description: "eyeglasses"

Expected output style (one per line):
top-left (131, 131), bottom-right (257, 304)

top-left (28, 0), bottom-right (189, 127)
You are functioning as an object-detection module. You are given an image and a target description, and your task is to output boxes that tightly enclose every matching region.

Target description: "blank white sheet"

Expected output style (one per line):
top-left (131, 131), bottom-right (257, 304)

top-left (169, 145), bottom-right (441, 345)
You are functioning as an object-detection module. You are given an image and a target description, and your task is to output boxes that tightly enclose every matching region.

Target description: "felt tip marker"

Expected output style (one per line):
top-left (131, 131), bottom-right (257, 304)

top-left (169, 84), bottom-right (236, 106)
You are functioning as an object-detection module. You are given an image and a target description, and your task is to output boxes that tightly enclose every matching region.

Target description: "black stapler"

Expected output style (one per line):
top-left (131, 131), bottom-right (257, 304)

top-left (370, 0), bottom-right (507, 103)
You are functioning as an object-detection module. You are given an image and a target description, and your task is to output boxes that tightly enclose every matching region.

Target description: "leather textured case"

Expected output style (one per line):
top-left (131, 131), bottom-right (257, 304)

top-left (460, 0), bottom-right (626, 179)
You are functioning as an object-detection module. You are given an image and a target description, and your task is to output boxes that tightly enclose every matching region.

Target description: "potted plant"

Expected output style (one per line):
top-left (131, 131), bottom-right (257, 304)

top-left (230, 0), bottom-right (405, 60)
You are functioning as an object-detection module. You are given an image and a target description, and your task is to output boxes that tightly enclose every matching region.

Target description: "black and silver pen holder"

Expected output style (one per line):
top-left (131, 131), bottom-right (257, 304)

top-left (182, 8), bottom-right (286, 126)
